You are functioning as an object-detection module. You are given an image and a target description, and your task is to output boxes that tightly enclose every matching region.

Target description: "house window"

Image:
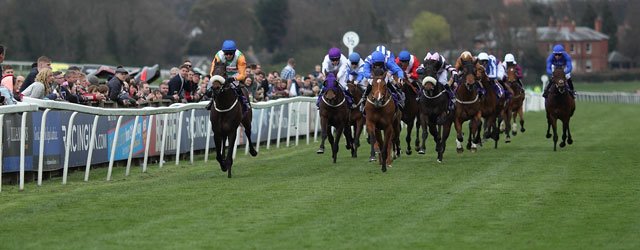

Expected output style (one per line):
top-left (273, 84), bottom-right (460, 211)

top-left (586, 43), bottom-right (592, 54)
top-left (570, 44), bottom-right (575, 54)
top-left (585, 60), bottom-right (592, 72)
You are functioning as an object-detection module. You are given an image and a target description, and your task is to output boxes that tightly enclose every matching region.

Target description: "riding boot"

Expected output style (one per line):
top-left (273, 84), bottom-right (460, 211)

top-left (476, 82), bottom-right (486, 98)
top-left (502, 80), bottom-right (513, 100)
top-left (543, 82), bottom-right (551, 98)
top-left (387, 82), bottom-right (405, 110)
top-left (232, 86), bottom-right (250, 113)
top-left (444, 84), bottom-right (455, 112)
top-left (342, 87), bottom-right (357, 109)
top-left (568, 78), bottom-right (576, 98)
top-left (358, 84), bottom-right (372, 109)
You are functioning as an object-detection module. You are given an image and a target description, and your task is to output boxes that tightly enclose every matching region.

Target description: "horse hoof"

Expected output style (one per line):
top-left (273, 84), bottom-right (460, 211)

top-left (546, 134), bottom-right (552, 139)
top-left (437, 159), bottom-right (442, 163)
top-left (381, 167), bottom-right (387, 172)
top-left (512, 131), bottom-right (517, 136)
top-left (505, 138), bottom-right (511, 143)
top-left (369, 156), bottom-right (377, 162)
top-left (418, 150), bottom-right (425, 154)
top-left (456, 148), bottom-right (463, 153)
top-left (470, 148), bottom-right (477, 153)
top-left (567, 138), bottom-right (573, 145)
top-left (316, 148), bottom-right (324, 154)
top-left (521, 128), bottom-right (526, 133)
top-left (406, 150), bottom-right (412, 155)
top-left (560, 142), bottom-right (566, 148)
top-left (250, 149), bottom-right (258, 157)
top-left (346, 144), bottom-right (352, 150)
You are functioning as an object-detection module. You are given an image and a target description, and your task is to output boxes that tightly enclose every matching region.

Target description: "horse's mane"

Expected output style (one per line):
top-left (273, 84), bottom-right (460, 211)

top-left (212, 61), bottom-right (226, 77)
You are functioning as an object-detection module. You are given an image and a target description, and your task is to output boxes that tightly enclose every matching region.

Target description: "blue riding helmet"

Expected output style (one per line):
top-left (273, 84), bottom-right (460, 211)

top-left (553, 44), bottom-right (565, 54)
top-left (371, 51), bottom-right (385, 64)
top-left (328, 47), bottom-right (341, 60)
top-left (349, 52), bottom-right (361, 63)
top-left (398, 50), bottom-right (411, 61)
top-left (222, 40), bottom-right (237, 52)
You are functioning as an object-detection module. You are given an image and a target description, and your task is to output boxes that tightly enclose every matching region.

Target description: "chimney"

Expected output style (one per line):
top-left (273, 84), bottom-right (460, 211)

top-left (570, 20), bottom-right (576, 32)
top-left (595, 17), bottom-right (603, 32)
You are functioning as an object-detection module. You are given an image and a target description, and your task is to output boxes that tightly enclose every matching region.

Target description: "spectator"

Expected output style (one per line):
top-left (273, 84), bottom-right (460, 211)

top-left (299, 76), bottom-right (315, 96)
top-left (87, 74), bottom-right (100, 85)
top-left (159, 81), bottom-right (172, 100)
top-left (2, 65), bottom-right (14, 77)
top-left (254, 71), bottom-right (269, 101)
top-left (108, 66), bottom-right (134, 106)
top-left (20, 56), bottom-right (52, 92)
top-left (153, 89), bottom-right (163, 100)
top-left (271, 78), bottom-right (289, 99)
top-left (15, 75), bottom-right (25, 95)
top-left (21, 68), bottom-right (53, 99)
top-left (140, 81), bottom-right (151, 97)
top-left (167, 64), bottom-right (189, 102)
top-left (243, 76), bottom-right (256, 100)
top-left (0, 74), bottom-right (16, 104)
top-left (0, 44), bottom-right (5, 66)
top-left (312, 64), bottom-right (322, 78)
top-left (194, 80), bottom-right (209, 102)
top-left (169, 67), bottom-right (179, 79)
top-left (58, 67), bottom-right (83, 103)
top-left (281, 58), bottom-right (297, 97)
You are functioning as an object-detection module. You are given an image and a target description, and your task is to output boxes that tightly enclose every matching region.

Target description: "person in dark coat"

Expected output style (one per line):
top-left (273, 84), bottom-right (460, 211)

top-left (167, 64), bottom-right (190, 103)
top-left (20, 56), bottom-right (52, 92)
top-left (108, 66), bottom-right (132, 105)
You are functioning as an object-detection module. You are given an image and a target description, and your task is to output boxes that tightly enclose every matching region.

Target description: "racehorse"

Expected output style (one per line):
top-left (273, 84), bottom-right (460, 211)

top-left (347, 81), bottom-right (365, 158)
top-left (453, 51), bottom-right (482, 153)
top-left (503, 63), bottom-right (526, 141)
top-left (365, 67), bottom-right (401, 172)
top-left (476, 64), bottom-right (504, 149)
top-left (209, 61), bottom-right (258, 178)
top-left (317, 73), bottom-right (353, 163)
top-left (545, 66), bottom-right (575, 151)
top-left (400, 76), bottom-right (421, 155)
top-left (417, 56), bottom-right (453, 162)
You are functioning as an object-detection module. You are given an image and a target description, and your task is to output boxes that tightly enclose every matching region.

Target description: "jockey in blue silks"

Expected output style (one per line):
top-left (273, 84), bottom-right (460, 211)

top-left (347, 52), bottom-right (366, 90)
top-left (477, 52), bottom-right (508, 99)
top-left (544, 44), bottom-right (575, 98)
top-left (359, 45), bottom-right (406, 110)
top-left (317, 47), bottom-right (356, 108)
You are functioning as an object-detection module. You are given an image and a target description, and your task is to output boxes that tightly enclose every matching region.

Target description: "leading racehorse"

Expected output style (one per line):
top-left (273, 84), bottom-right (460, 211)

top-left (365, 67), bottom-right (401, 172)
top-left (347, 81), bottom-right (365, 158)
top-left (401, 76), bottom-right (421, 155)
top-left (453, 51), bottom-right (483, 153)
top-left (317, 73), bottom-right (353, 163)
top-left (209, 62), bottom-right (258, 178)
top-left (545, 66), bottom-right (575, 151)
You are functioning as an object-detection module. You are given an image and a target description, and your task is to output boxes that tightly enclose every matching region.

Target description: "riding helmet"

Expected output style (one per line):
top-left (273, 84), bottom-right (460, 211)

top-left (349, 52), bottom-right (361, 63)
top-left (553, 44), bottom-right (565, 54)
top-left (328, 47), bottom-right (341, 60)
top-left (371, 51), bottom-right (385, 64)
top-left (398, 50), bottom-right (411, 61)
top-left (504, 53), bottom-right (515, 63)
top-left (222, 40), bottom-right (237, 52)
top-left (477, 52), bottom-right (489, 61)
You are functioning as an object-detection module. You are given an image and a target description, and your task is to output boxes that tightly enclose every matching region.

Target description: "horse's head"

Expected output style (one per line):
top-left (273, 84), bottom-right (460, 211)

top-left (421, 52), bottom-right (441, 90)
top-left (506, 64), bottom-right (517, 83)
top-left (323, 73), bottom-right (343, 104)
top-left (455, 51), bottom-right (478, 88)
top-left (551, 66), bottom-right (567, 94)
top-left (475, 64), bottom-right (489, 85)
top-left (369, 68), bottom-right (390, 107)
top-left (210, 61), bottom-right (228, 92)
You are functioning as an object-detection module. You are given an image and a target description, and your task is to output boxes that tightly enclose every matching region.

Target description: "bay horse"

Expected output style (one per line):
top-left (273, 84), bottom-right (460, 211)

top-left (417, 56), bottom-right (453, 162)
top-left (317, 73), bottom-right (353, 163)
top-left (400, 76), bottom-right (421, 155)
top-left (453, 51), bottom-right (482, 153)
top-left (476, 65), bottom-right (503, 149)
top-left (209, 61), bottom-right (258, 178)
top-left (365, 67), bottom-right (401, 172)
top-left (503, 63), bottom-right (526, 141)
top-left (545, 66), bottom-right (575, 151)
top-left (347, 81), bottom-right (365, 158)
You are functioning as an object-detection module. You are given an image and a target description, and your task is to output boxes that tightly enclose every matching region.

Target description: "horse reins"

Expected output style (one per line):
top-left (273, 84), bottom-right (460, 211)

top-left (213, 98), bottom-right (238, 112)
top-left (321, 95), bottom-right (346, 108)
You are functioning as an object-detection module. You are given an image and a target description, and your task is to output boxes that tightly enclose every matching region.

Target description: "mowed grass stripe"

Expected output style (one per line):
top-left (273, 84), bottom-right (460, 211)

top-left (0, 102), bottom-right (639, 249)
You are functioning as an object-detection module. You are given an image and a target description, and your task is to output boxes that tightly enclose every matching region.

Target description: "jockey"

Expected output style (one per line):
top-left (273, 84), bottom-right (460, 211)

top-left (347, 52), bottom-right (366, 89)
top-left (395, 50), bottom-right (421, 83)
top-left (206, 39), bottom-right (249, 111)
top-left (544, 44), bottom-right (575, 98)
top-left (418, 52), bottom-right (457, 111)
top-left (478, 52), bottom-right (508, 98)
top-left (359, 45), bottom-right (405, 110)
top-left (318, 47), bottom-right (356, 108)
top-left (500, 53), bottom-right (523, 88)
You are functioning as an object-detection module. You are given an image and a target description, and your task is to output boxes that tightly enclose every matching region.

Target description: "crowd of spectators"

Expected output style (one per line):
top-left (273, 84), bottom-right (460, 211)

top-left (0, 44), bottom-right (327, 107)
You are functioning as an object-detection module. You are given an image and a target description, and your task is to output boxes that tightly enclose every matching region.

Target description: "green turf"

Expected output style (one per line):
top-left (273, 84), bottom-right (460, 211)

top-left (575, 81), bottom-right (640, 93)
top-left (1, 102), bottom-right (639, 249)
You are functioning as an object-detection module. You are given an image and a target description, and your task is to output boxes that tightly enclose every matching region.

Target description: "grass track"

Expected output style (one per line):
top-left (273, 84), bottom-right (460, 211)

top-left (1, 102), bottom-right (639, 249)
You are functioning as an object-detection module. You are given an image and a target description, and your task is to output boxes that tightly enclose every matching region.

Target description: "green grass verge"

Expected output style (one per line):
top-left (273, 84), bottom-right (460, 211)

top-left (575, 81), bottom-right (640, 93)
top-left (1, 102), bottom-right (639, 249)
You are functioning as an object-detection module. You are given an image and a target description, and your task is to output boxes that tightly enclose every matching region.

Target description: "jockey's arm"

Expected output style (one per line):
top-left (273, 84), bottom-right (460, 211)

top-left (387, 60), bottom-right (405, 82)
top-left (409, 59), bottom-right (421, 81)
top-left (545, 54), bottom-right (555, 75)
top-left (235, 55), bottom-right (247, 82)
top-left (563, 53), bottom-right (573, 74)
top-left (321, 56), bottom-right (331, 78)
top-left (209, 53), bottom-right (222, 76)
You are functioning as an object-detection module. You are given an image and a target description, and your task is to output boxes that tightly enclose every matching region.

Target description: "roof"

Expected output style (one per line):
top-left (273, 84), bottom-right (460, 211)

top-left (537, 27), bottom-right (609, 42)
top-left (608, 51), bottom-right (632, 63)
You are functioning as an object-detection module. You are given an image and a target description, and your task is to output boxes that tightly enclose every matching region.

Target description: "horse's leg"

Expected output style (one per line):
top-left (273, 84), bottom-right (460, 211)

top-left (342, 121), bottom-right (355, 158)
top-left (214, 133), bottom-right (226, 172)
top-left (318, 116), bottom-right (328, 154)
top-left (552, 117), bottom-right (558, 151)
top-left (546, 112), bottom-right (552, 139)
top-left (419, 115), bottom-right (428, 154)
top-left (405, 118), bottom-right (414, 155)
top-left (414, 117), bottom-right (421, 153)
top-left (429, 122), bottom-right (440, 158)
top-left (226, 132), bottom-right (237, 178)
top-left (439, 121), bottom-right (453, 163)
top-left (383, 126), bottom-right (394, 171)
top-left (332, 125), bottom-right (344, 163)
top-left (559, 118), bottom-right (568, 148)
top-left (375, 129), bottom-right (385, 171)
top-left (518, 106), bottom-right (525, 133)
top-left (566, 118), bottom-right (573, 145)
top-left (394, 117), bottom-right (402, 158)
top-left (455, 117), bottom-right (464, 153)
top-left (470, 113), bottom-right (481, 152)
top-left (491, 115), bottom-right (499, 149)
top-left (504, 107), bottom-right (512, 142)
top-left (366, 121), bottom-right (377, 162)
top-left (327, 125), bottom-right (335, 159)
top-left (242, 115), bottom-right (258, 157)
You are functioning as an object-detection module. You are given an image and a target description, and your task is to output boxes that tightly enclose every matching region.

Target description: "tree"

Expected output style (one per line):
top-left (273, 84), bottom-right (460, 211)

top-left (255, 0), bottom-right (289, 52)
top-left (408, 11), bottom-right (451, 53)
top-left (580, 3), bottom-right (597, 28)
top-left (600, 0), bottom-right (617, 52)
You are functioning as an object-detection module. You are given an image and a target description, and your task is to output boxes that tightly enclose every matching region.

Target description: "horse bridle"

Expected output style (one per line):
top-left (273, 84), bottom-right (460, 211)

top-left (321, 86), bottom-right (346, 108)
top-left (366, 78), bottom-right (392, 107)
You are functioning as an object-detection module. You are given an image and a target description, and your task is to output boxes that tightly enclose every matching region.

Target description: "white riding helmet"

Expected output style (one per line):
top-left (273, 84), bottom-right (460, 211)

top-left (477, 52), bottom-right (489, 61)
top-left (504, 53), bottom-right (515, 64)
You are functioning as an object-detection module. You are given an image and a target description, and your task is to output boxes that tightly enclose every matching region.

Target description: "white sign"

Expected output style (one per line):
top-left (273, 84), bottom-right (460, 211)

top-left (342, 31), bottom-right (360, 55)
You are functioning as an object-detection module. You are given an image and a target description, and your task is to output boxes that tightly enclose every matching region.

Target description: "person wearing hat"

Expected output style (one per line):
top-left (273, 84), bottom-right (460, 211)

top-left (316, 47), bottom-right (356, 109)
top-left (108, 66), bottom-right (132, 105)
top-left (358, 45), bottom-right (405, 111)
top-left (347, 52), bottom-right (366, 89)
top-left (206, 39), bottom-right (249, 111)
top-left (544, 44), bottom-right (574, 98)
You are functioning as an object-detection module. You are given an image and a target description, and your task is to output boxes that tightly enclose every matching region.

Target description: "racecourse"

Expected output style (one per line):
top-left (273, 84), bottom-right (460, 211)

top-left (1, 101), bottom-right (639, 249)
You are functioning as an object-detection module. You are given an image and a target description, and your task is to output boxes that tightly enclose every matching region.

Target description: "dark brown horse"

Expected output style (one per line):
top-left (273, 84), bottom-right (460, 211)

top-left (476, 65), bottom-right (504, 149)
top-left (347, 81), bottom-right (365, 158)
top-left (400, 77), bottom-right (421, 155)
top-left (365, 67), bottom-right (401, 172)
top-left (317, 73), bottom-right (353, 163)
top-left (453, 51), bottom-right (483, 153)
top-left (417, 57), bottom-right (453, 162)
top-left (503, 64), bottom-right (526, 141)
top-left (209, 62), bottom-right (257, 178)
top-left (545, 66), bottom-right (576, 151)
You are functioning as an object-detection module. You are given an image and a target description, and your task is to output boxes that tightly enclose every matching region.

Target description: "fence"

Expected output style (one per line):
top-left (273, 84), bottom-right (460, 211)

top-left (1, 97), bottom-right (318, 192)
top-left (576, 91), bottom-right (640, 104)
